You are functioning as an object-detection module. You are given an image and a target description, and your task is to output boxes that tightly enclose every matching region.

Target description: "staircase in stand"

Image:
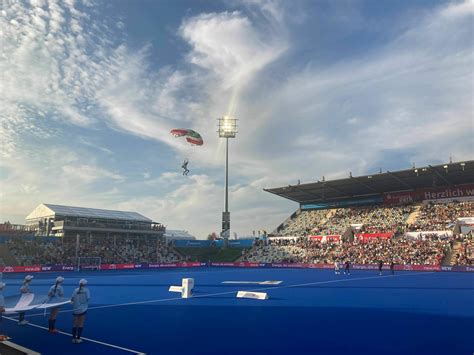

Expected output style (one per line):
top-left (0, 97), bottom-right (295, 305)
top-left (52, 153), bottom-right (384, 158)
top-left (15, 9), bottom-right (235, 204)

top-left (406, 205), bottom-right (422, 226)
top-left (444, 241), bottom-right (462, 266)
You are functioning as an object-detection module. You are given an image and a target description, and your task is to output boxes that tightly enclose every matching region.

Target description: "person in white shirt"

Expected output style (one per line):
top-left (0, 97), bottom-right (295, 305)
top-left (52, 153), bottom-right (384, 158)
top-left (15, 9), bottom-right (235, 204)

top-left (71, 279), bottom-right (90, 343)
top-left (48, 276), bottom-right (64, 333)
top-left (334, 261), bottom-right (340, 275)
top-left (18, 275), bottom-right (33, 325)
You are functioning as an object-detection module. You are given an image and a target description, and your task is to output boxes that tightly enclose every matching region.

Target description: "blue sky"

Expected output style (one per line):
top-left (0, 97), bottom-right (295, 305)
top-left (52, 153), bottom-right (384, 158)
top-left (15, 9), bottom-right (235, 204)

top-left (1, 0), bottom-right (473, 238)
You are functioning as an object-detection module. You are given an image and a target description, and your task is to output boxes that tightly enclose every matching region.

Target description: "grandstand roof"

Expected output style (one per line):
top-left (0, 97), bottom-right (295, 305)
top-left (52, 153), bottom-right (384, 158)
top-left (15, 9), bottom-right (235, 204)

top-left (26, 204), bottom-right (152, 222)
top-left (264, 160), bottom-right (474, 204)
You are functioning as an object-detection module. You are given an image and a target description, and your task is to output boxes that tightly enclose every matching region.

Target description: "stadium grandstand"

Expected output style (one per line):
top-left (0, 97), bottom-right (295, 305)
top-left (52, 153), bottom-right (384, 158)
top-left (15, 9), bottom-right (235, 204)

top-left (241, 161), bottom-right (474, 266)
top-left (0, 204), bottom-right (182, 268)
top-left (25, 203), bottom-right (165, 238)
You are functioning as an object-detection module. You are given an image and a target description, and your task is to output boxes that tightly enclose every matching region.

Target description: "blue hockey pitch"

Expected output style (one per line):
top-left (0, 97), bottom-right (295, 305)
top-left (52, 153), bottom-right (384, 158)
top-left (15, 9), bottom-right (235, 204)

top-left (1, 267), bottom-right (473, 355)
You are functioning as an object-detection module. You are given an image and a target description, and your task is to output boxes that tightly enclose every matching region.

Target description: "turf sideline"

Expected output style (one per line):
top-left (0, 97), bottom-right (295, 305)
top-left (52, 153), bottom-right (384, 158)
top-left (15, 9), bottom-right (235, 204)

top-left (25, 271), bottom-right (435, 318)
top-left (2, 316), bottom-right (146, 354)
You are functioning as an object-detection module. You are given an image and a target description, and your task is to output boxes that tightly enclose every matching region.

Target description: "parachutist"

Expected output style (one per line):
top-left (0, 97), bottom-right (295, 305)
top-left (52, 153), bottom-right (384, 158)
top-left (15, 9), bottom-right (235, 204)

top-left (182, 159), bottom-right (190, 176)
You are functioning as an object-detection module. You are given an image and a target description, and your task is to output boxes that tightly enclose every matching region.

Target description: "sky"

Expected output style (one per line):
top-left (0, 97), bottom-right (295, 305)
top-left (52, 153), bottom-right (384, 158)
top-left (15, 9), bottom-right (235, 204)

top-left (1, 0), bottom-right (473, 238)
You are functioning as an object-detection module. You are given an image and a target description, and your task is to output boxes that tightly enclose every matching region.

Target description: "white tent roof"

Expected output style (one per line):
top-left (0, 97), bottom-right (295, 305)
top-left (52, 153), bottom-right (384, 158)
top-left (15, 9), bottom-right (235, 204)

top-left (26, 203), bottom-right (152, 222)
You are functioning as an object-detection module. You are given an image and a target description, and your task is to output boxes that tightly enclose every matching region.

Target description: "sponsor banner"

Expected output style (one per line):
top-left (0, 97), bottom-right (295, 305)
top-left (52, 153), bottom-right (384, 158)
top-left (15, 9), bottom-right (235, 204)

top-left (384, 184), bottom-right (474, 205)
top-left (2, 265), bottom-right (42, 273)
top-left (0, 262), bottom-right (471, 273)
top-left (457, 217), bottom-right (474, 225)
top-left (404, 231), bottom-right (453, 239)
top-left (148, 262), bottom-right (202, 268)
top-left (396, 265), bottom-right (441, 271)
top-left (211, 262), bottom-right (263, 268)
top-left (41, 265), bottom-right (74, 272)
top-left (208, 262), bottom-right (466, 272)
top-left (308, 235), bottom-right (341, 243)
top-left (174, 240), bottom-right (225, 248)
top-left (99, 264), bottom-right (129, 270)
top-left (441, 266), bottom-right (474, 272)
top-left (355, 233), bottom-right (393, 241)
top-left (228, 239), bottom-right (254, 248)
top-left (301, 196), bottom-right (383, 210)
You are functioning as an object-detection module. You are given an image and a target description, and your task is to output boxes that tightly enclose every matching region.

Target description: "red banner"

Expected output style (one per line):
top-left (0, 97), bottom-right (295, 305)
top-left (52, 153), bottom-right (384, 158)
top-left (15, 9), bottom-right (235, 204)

top-left (355, 233), bottom-right (393, 241)
top-left (308, 235), bottom-right (341, 243)
top-left (384, 184), bottom-right (474, 205)
top-left (0, 262), bottom-right (471, 273)
top-left (1, 265), bottom-right (42, 273)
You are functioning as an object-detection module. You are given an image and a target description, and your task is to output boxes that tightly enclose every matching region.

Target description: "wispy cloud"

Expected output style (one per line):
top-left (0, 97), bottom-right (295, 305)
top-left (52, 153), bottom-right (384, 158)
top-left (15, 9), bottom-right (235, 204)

top-left (1, 0), bottom-right (472, 237)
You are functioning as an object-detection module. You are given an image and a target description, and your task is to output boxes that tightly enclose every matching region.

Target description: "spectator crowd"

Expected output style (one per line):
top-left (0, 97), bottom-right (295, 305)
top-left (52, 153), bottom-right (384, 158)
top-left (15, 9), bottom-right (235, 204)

top-left (241, 236), bottom-right (451, 266)
top-left (7, 235), bottom-right (182, 266)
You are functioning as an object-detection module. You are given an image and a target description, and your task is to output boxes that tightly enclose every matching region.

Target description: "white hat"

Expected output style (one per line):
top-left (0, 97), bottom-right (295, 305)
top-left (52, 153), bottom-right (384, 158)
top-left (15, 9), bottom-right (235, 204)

top-left (56, 276), bottom-right (64, 283)
top-left (0, 283), bottom-right (5, 289)
top-left (24, 275), bottom-right (34, 282)
top-left (79, 279), bottom-right (88, 285)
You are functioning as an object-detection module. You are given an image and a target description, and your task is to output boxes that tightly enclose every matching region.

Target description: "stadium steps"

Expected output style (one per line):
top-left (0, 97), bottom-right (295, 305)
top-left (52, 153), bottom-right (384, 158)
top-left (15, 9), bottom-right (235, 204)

top-left (171, 246), bottom-right (186, 259)
top-left (0, 244), bottom-right (19, 266)
top-left (445, 241), bottom-right (462, 265)
top-left (406, 206), bottom-right (422, 225)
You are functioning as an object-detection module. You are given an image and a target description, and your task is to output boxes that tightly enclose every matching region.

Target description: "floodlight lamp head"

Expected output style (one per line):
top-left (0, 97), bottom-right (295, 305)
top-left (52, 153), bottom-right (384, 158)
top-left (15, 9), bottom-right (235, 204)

top-left (218, 116), bottom-right (237, 138)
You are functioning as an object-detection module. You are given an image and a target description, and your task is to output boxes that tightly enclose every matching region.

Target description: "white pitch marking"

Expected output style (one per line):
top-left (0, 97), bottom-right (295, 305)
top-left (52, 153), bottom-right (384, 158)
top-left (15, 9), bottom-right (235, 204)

top-left (26, 271), bottom-right (435, 318)
top-left (2, 316), bottom-right (145, 354)
top-left (222, 281), bottom-right (283, 285)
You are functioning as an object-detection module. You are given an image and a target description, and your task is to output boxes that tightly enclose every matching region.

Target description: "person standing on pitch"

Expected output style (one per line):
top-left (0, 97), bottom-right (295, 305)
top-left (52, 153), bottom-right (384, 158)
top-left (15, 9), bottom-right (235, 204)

top-left (334, 260), bottom-right (340, 275)
top-left (71, 279), bottom-right (90, 343)
top-left (71, 279), bottom-right (91, 344)
top-left (344, 260), bottom-right (350, 275)
top-left (390, 261), bottom-right (395, 275)
top-left (378, 260), bottom-right (383, 276)
top-left (48, 276), bottom-right (65, 333)
top-left (18, 275), bottom-right (34, 325)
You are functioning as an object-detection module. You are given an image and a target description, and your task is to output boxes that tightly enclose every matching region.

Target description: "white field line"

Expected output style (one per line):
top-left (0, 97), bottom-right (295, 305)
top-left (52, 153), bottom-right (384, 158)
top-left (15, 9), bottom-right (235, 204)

top-left (3, 268), bottom-right (246, 284)
top-left (2, 316), bottom-right (145, 354)
top-left (25, 271), bottom-right (434, 318)
top-left (222, 281), bottom-right (283, 285)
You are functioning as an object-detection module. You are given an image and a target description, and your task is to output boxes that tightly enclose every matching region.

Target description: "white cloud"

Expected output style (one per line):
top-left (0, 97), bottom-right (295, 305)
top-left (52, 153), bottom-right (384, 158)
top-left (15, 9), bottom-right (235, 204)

top-left (0, 0), bottom-right (113, 157)
top-left (180, 11), bottom-right (287, 89)
top-left (117, 172), bottom-right (294, 238)
top-left (61, 164), bottom-right (124, 184)
top-left (1, 0), bottom-right (472, 238)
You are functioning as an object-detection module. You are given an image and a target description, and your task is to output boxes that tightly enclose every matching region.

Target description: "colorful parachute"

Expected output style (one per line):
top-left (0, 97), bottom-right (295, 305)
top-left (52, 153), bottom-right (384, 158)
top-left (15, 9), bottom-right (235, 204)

top-left (170, 129), bottom-right (203, 146)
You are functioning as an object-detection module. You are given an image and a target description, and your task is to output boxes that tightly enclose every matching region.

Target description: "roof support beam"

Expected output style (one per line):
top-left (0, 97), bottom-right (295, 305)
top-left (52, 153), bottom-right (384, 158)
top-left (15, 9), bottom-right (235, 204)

top-left (350, 177), bottom-right (379, 194)
top-left (292, 185), bottom-right (325, 201)
top-left (386, 171), bottom-right (414, 190)
top-left (428, 165), bottom-right (453, 186)
top-left (319, 182), bottom-right (352, 197)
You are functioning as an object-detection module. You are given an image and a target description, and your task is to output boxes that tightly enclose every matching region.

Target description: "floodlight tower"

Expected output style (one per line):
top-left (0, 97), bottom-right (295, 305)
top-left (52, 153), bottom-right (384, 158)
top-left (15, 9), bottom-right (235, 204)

top-left (217, 116), bottom-right (238, 247)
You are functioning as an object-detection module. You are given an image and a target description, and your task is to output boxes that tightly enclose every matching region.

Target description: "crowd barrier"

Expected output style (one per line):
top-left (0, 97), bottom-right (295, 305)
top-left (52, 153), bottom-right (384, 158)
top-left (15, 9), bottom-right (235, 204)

top-left (1, 262), bottom-right (473, 273)
top-left (210, 262), bottom-right (474, 272)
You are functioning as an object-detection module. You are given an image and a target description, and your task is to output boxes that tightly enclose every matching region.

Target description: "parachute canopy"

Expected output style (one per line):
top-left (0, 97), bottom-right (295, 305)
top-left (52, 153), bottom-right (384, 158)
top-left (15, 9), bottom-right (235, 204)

top-left (170, 129), bottom-right (203, 146)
